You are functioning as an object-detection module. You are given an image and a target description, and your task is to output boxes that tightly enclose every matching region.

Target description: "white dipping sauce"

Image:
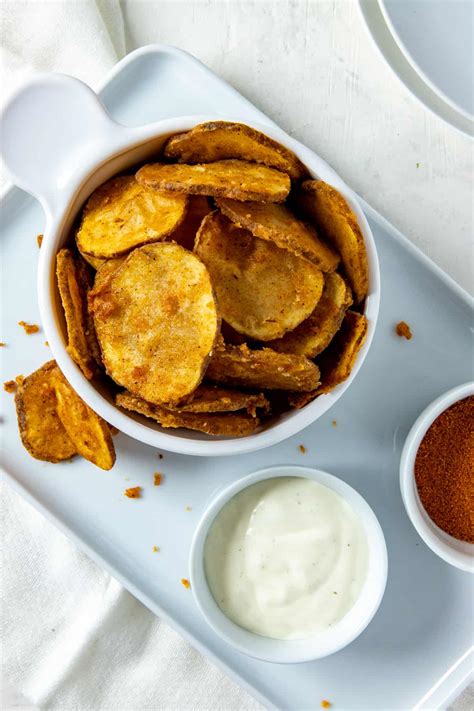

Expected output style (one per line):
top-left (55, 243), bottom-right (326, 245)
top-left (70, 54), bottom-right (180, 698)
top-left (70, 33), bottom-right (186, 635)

top-left (204, 477), bottom-right (368, 640)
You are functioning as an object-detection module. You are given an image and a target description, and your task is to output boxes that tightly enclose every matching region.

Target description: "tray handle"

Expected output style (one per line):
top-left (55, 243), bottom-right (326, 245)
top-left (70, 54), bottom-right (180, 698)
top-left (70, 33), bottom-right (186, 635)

top-left (0, 74), bottom-right (135, 218)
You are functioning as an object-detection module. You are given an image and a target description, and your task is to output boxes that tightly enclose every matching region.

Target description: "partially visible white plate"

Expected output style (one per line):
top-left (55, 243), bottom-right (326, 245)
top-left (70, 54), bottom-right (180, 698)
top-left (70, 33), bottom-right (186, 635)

top-left (380, 0), bottom-right (473, 121)
top-left (358, 0), bottom-right (474, 137)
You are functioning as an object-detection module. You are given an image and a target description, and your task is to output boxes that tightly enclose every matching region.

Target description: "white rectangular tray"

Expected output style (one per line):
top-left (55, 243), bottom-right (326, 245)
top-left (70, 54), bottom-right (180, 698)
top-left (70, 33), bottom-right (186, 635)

top-left (1, 45), bottom-right (473, 710)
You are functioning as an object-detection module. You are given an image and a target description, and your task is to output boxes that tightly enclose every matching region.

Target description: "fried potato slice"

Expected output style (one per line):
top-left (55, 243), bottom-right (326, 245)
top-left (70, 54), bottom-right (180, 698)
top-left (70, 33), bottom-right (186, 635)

top-left (78, 250), bottom-right (106, 270)
top-left (268, 272), bottom-right (352, 357)
top-left (136, 160), bottom-right (290, 203)
top-left (296, 180), bottom-right (369, 303)
top-left (216, 198), bottom-right (339, 272)
top-left (206, 343), bottom-right (320, 391)
top-left (76, 176), bottom-right (188, 258)
top-left (164, 121), bottom-right (306, 180)
top-left (169, 195), bottom-right (212, 251)
top-left (175, 384), bottom-right (269, 416)
top-left (90, 242), bottom-right (219, 405)
top-left (56, 249), bottom-right (99, 379)
top-left (15, 361), bottom-right (76, 463)
top-left (289, 310), bottom-right (368, 408)
top-left (53, 369), bottom-right (115, 470)
top-left (92, 256), bottom-right (127, 291)
top-left (116, 391), bottom-right (260, 437)
top-left (195, 212), bottom-right (324, 341)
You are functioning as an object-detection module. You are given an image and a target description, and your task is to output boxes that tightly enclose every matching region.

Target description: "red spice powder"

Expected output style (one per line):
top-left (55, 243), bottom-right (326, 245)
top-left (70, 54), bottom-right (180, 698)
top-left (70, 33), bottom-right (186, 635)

top-left (415, 396), bottom-right (473, 542)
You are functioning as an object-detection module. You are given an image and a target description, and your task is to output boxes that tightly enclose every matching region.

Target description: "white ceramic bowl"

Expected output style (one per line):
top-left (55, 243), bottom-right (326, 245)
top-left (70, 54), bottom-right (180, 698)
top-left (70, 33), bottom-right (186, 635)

top-left (0, 74), bottom-right (380, 456)
top-left (400, 383), bottom-right (474, 574)
top-left (189, 465), bottom-right (388, 663)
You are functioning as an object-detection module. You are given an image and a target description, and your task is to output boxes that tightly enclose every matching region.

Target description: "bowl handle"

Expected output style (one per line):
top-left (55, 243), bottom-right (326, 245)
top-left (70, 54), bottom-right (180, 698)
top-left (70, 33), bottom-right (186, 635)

top-left (0, 73), bottom-right (135, 218)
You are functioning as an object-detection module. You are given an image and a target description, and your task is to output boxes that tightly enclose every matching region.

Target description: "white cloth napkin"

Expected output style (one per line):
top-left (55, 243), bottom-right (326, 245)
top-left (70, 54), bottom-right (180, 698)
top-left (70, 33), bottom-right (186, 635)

top-left (0, 2), bottom-right (260, 709)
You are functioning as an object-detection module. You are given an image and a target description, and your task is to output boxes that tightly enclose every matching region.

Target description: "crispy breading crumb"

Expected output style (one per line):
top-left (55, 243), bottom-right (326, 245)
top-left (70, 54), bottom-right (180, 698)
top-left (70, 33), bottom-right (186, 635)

top-left (395, 321), bottom-right (412, 340)
top-left (331, 420), bottom-right (337, 427)
top-left (299, 444), bottom-right (306, 453)
top-left (181, 578), bottom-right (191, 589)
top-left (152, 545), bottom-right (159, 553)
top-left (321, 701), bottom-right (331, 709)
top-left (185, 506), bottom-right (192, 511)
top-left (3, 380), bottom-right (16, 393)
top-left (124, 486), bottom-right (141, 499)
top-left (154, 473), bottom-right (163, 486)
top-left (18, 321), bottom-right (40, 335)
top-left (15, 375), bottom-right (24, 386)
top-left (37, 234), bottom-right (43, 248)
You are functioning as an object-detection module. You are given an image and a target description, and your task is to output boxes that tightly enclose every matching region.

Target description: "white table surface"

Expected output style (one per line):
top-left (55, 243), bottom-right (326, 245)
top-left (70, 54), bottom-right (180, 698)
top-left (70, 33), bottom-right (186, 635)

top-left (2, 1), bottom-right (472, 709)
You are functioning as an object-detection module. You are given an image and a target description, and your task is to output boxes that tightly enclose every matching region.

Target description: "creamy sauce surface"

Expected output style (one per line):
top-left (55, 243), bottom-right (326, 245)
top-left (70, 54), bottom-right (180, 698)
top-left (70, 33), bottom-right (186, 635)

top-left (204, 476), bottom-right (368, 640)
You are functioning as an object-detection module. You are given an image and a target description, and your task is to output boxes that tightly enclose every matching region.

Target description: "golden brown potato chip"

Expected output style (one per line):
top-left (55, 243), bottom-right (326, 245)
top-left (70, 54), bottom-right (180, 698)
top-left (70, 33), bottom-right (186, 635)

top-left (296, 181), bottom-right (368, 303)
top-left (136, 160), bottom-right (290, 203)
top-left (169, 195), bottom-right (212, 251)
top-left (216, 198), bottom-right (339, 272)
top-left (76, 176), bottom-right (188, 258)
top-left (175, 384), bottom-right (269, 416)
top-left (15, 361), bottom-right (76, 463)
top-left (75, 256), bottom-right (103, 368)
top-left (195, 212), bottom-right (324, 341)
top-left (92, 256), bottom-right (126, 291)
top-left (78, 250), bottom-right (106, 270)
top-left (268, 272), bottom-right (352, 357)
top-left (116, 391), bottom-right (260, 437)
top-left (206, 343), bottom-right (320, 391)
top-left (289, 310), bottom-right (368, 408)
top-left (53, 369), bottom-right (115, 470)
top-left (90, 242), bottom-right (219, 405)
top-left (56, 249), bottom-right (98, 379)
top-left (164, 121), bottom-right (306, 180)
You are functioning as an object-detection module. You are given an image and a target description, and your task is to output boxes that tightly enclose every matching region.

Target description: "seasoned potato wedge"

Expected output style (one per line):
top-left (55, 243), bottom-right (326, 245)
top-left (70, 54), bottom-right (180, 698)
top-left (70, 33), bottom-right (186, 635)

top-left (206, 343), bottom-right (320, 391)
top-left (116, 391), bottom-right (260, 437)
top-left (53, 369), bottom-right (115, 470)
top-left (76, 176), bottom-right (188, 258)
top-left (164, 121), bottom-right (306, 180)
top-left (195, 212), bottom-right (324, 341)
top-left (56, 248), bottom-right (99, 379)
top-left (136, 160), bottom-right (290, 203)
top-left (289, 310), bottom-right (368, 408)
top-left (216, 198), bottom-right (339, 272)
top-left (15, 361), bottom-right (76, 462)
top-left (175, 384), bottom-right (269, 416)
top-left (268, 272), bottom-right (352, 357)
top-left (296, 180), bottom-right (368, 303)
top-left (170, 195), bottom-right (212, 251)
top-left (90, 242), bottom-right (219, 405)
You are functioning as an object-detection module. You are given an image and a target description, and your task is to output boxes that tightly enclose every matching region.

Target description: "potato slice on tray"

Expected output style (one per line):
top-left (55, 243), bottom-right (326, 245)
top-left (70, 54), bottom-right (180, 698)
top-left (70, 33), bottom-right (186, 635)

top-left (76, 176), bottom-right (188, 259)
top-left (176, 384), bottom-right (269, 416)
top-left (116, 391), bottom-right (260, 437)
top-left (15, 361), bottom-right (77, 463)
top-left (289, 310), bottom-right (368, 408)
top-left (206, 343), bottom-right (320, 391)
top-left (56, 248), bottom-right (100, 379)
top-left (90, 242), bottom-right (219, 405)
top-left (216, 198), bottom-right (339, 272)
top-left (164, 121), bottom-right (306, 180)
top-left (53, 369), bottom-right (116, 470)
top-left (295, 180), bottom-right (368, 303)
top-left (195, 212), bottom-right (324, 341)
top-left (268, 272), bottom-right (352, 357)
top-left (136, 160), bottom-right (290, 203)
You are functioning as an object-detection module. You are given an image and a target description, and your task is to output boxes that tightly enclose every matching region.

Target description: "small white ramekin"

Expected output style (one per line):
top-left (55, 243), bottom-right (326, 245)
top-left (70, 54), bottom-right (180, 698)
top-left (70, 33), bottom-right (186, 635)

top-left (0, 71), bottom-right (380, 457)
top-left (189, 465), bottom-right (388, 663)
top-left (400, 382), bottom-right (474, 573)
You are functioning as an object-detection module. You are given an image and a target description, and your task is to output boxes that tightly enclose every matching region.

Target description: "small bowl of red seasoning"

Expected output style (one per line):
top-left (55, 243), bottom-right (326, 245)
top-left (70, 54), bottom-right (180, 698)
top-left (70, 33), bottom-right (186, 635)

top-left (400, 382), bottom-right (474, 573)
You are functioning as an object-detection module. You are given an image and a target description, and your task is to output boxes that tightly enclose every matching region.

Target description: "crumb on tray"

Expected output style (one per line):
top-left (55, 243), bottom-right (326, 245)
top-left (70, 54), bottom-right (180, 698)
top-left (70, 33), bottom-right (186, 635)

top-left (18, 321), bottom-right (40, 335)
top-left (395, 321), bottom-right (412, 340)
top-left (124, 486), bottom-right (141, 499)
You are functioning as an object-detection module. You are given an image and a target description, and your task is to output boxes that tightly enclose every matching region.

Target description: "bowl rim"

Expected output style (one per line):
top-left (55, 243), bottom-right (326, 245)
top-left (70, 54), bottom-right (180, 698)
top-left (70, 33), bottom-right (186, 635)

top-left (189, 465), bottom-right (388, 663)
top-left (399, 382), bottom-right (474, 573)
top-left (39, 114), bottom-right (381, 456)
